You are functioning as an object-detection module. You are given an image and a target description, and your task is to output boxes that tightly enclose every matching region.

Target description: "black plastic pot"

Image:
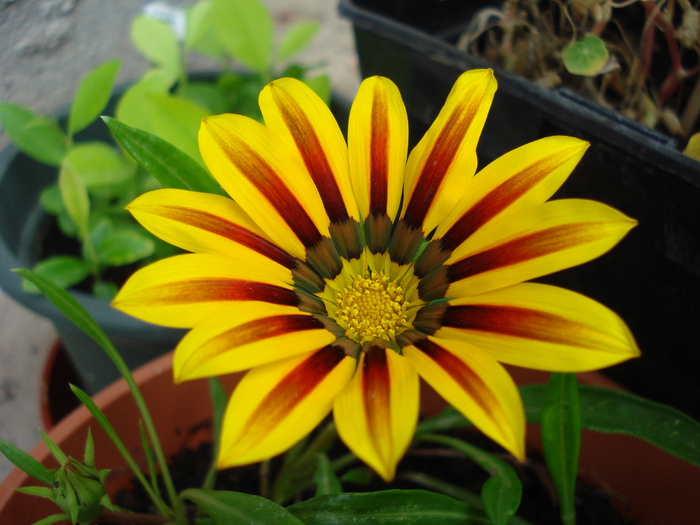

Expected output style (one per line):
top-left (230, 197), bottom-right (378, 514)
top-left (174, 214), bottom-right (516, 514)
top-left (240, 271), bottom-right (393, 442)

top-left (0, 97), bottom-right (186, 395)
top-left (339, 0), bottom-right (700, 420)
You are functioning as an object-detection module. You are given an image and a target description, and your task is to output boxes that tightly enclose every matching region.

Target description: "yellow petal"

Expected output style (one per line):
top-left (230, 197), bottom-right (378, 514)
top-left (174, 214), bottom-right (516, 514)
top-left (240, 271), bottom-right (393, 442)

top-left (333, 347), bottom-right (419, 482)
top-left (127, 188), bottom-right (295, 267)
top-left (260, 78), bottom-right (359, 223)
top-left (401, 69), bottom-right (496, 233)
top-left (174, 301), bottom-right (337, 381)
top-left (436, 282), bottom-right (640, 372)
top-left (199, 113), bottom-right (329, 259)
top-left (112, 252), bottom-right (295, 328)
top-left (441, 199), bottom-right (637, 298)
top-left (435, 136), bottom-right (589, 246)
top-left (218, 346), bottom-right (355, 467)
top-left (348, 76), bottom-right (408, 221)
top-left (403, 336), bottom-right (525, 460)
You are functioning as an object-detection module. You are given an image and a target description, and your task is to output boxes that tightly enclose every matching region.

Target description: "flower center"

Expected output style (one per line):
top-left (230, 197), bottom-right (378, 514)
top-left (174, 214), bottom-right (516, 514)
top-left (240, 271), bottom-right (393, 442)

top-left (336, 273), bottom-right (408, 342)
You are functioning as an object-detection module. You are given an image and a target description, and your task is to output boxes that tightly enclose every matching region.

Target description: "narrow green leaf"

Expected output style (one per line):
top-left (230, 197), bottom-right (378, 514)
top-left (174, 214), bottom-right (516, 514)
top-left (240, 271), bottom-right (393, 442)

top-left (209, 378), bottom-right (227, 455)
top-left (213, 0), bottom-right (273, 75)
top-left (0, 439), bottom-right (56, 486)
top-left (15, 486), bottom-right (54, 499)
top-left (181, 489), bottom-right (305, 525)
top-left (521, 384), bottom-right (700, 467)
top-left (287, 490), bottom-right (490, 525)
top-left (541, 373), bottom-right (580, 525)
top-left (63, 142), bottom-right (134, 188)
top-left (313, 453), bottom-right (343, 496)
top-left (562, 35), bottom-right (609, 76)
top-left (32, 514), bottom-right (71, 525)
top-left (15, 269), bottom-right (114, 352)
top-left (59, 158), bottom-right (90, 239)
top-left (139, 421), bottom-right (160, 494)
top-left (418, 434), bottom-right (521, 525)
top-left (21, 256), bottom-right (90, 293)
top-left (40, 431), bottom-right (68, 466)
top-left (131, 16), bottom-right (182, 80)
top-left (95, 229), bottom-right (155, 266)
top-left (68, 59), bottom-right (121, 136)
top-left (84, 429), bottom-right (95, 468)
top-left (0, 102), bottom-right (69, 166)
top-left (277, 21), bottom-right (320, 62)
top-left (103, 116), bottom-right (222, 194)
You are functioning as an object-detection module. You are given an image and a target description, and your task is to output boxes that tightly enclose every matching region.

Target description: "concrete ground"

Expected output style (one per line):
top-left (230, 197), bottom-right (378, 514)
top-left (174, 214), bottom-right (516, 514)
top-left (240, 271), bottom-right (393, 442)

top-left (0, 0), bottom-right (360, 481)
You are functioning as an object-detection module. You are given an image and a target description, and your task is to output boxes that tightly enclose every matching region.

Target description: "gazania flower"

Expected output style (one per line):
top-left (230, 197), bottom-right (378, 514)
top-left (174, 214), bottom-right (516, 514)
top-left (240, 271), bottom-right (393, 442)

top-left (113, 70), bottom-right (640, 482)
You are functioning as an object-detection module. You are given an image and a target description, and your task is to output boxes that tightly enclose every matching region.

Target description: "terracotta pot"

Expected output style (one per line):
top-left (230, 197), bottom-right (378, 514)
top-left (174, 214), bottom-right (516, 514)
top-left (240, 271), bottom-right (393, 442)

top-left (0, 352), bottom-right (242, 525)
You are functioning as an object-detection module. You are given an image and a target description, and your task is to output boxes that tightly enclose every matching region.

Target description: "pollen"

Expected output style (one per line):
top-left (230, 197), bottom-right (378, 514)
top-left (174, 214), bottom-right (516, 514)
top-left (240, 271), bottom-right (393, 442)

top-left (335, 272), bottom-right (409, 343)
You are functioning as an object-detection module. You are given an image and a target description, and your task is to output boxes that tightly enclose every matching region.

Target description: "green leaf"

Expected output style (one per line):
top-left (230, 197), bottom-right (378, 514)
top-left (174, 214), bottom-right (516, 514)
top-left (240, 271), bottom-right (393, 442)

top-left (0, 102), bottom-right (69, 167)
top-left (64, 142), bottom-right (135, 188)
top-left (304, 74), bottom-right (331, 106)
top-left (418, 434), bottom-right (521, 525)
top-left (115, 69), bottom-right (177, 133)
top-left (313, 453), bottom-right (343, 497)
top-left (562, 35), bottom-right (609, 76)
top-left (92, 280), bottom-right (118, 300)
top-left (213, 0), bottom-right (273, 75)
top-left (277, 21), bottom-right (320, 62)
top-left (59, 158), bottom-right (90, 239)
top-left (15, 269), bottom-right (114, 352)
top-left (522, 384), bottom-right (700, 467)
top-left (15, 486), bottom-right (54, 499)
top-left (178, 82), bottom-right (230, 114)
top-left (181, 489), bottom-right (305, 525)
top-left (32, 514), bottom-right (71, 525)
top-left (131, 16), bottom-right (182, 80)
top-left (0, 439), bottom-right (56, 486)
top-left (287, 490), bottom-right (490, 524)
top-left (186, 0), bottom-right (223, 58)
top-left (21, 256), bottom-right (90, 293)
top-left (40, 431), bottom-right (68, 466)
top-left (95, 229), bottom-right (155, 266)
top-left (339, 467), bottom-right (373, 485)
top-left (39, 185), bottom-right (64, 215)
top-left (103, 116), bottom-right (222, 194)
top-left (68, 59), bottom-right (121, 136)
top-left (137, 92), bottom-right (210, 165)
top-left (541, 374), bottom-right (580, 525)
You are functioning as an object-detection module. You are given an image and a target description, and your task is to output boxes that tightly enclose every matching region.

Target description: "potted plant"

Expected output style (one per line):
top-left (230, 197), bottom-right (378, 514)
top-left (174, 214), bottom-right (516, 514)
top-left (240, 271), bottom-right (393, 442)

top-left (338, 0), bottom-right (700, 422)
top-left (2, 66), bottom-right (699, 525)
top-left (0, 0), bottom-right (330, 393)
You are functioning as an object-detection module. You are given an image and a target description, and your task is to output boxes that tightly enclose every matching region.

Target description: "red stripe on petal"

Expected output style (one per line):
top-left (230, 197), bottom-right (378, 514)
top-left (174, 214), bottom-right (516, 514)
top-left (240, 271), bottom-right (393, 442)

top-left (414, 338), bottom-right (497, 415)
top-left (271, 88), bottom-right (349, 223)
top-left (440, 160), bottom-right (561, 251)
top-left (158, 206), bottom-right (296, 268)
top-left (363, 347), bottom-right (391, 445)
top-left (442, 304), bottom-right (602, 348)
top-left (213, 135), bottom-right (323, 248)
top-left (448, 223), bottom-right (600, 283)
top-left (369, 88), bottom-right (389, 216)
top-left (249, 345), bottom-right (349, 427)
top-left (196, 315), bottom-right (327, 361)
top-left (402, 100), bottom-right (478, 228)
top-left (141, 280), bottom-right (300, 307)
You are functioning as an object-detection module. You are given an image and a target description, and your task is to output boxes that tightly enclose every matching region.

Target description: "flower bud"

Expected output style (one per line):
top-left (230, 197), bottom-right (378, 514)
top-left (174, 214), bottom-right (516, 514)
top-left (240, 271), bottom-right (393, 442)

top-left (52, 457), bottom-right (108, 525)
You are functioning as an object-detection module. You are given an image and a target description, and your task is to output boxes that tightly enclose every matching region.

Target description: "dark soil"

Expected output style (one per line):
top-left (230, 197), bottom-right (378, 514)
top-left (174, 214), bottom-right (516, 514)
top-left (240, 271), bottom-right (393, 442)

top-left (99, 426), bottom-right (633, 525)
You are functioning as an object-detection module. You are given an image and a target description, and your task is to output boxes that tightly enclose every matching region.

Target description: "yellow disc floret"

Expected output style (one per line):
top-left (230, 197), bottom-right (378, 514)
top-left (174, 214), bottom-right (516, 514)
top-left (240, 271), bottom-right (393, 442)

top-left (336, 273), bottom-right (408, 342)
top-left (317, 250), bottom-right (423, 346)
